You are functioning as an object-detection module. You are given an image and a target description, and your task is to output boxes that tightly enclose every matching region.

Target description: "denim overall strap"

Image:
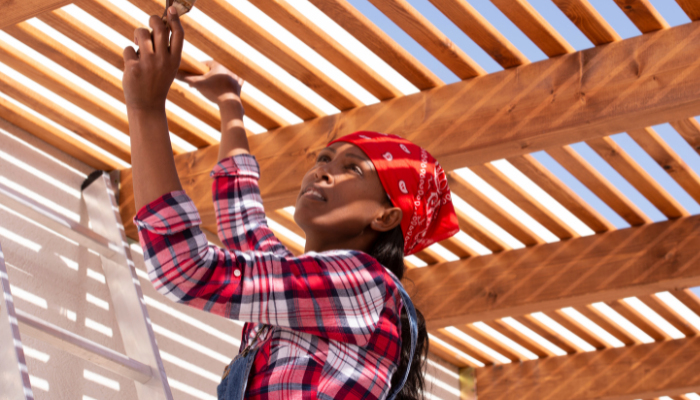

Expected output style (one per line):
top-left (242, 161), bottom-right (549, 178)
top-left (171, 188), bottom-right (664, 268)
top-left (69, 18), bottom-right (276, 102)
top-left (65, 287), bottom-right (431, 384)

top-left (385, 274), bottom-right (418, 400)
top-left (217, 325), bottom-right (269, 400)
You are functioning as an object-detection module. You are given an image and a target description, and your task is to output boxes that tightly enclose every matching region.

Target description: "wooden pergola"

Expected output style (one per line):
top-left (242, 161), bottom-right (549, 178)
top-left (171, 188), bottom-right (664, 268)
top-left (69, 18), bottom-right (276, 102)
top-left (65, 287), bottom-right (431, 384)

top-left (3, 0), bottom-right (700, 399)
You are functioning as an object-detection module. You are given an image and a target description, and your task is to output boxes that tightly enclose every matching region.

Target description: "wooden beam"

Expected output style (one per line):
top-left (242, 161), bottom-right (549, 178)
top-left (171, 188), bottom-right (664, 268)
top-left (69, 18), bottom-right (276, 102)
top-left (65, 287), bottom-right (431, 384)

top-left (0, 69), bottom-right (132, 162)
top-left (112, 0), bottom-right (305, 125)
top-left (546, 145), bottom-right (651, 226)
top-left (0, 0), bottom-right (71, 29)
top-left (193, 0), bottom-right (363, 111)
top-left (0, 101), bottom-right (118, 170)
top-left (613, 0), bottom-right (669, 33)
top-left (249, 0), bottom-right (402, 101)
top-left (404, 214), bottom-right (700, 330)
top-left (429, 0), bottom-right (529, 68)
top-left (368, 0), bottom-right (485, 79)
top-left (476, 335), bottom-right (700, 400)
top-left (119, 21), bottom-right (700, 237)
top-left (553, 0), bottom-right (622, 45)
top-left (308, 0), bottom-right (443, 90)
top-left (3, 21), bottom-right (213, 148)
top-left (506, 154), bottom-right (614, 233)
top-left (676, 0), bottom-right (700, 21)
top-left (586, 136), bottom-right (689, 219)
top-left (491, 0), bottom-right (574, 58)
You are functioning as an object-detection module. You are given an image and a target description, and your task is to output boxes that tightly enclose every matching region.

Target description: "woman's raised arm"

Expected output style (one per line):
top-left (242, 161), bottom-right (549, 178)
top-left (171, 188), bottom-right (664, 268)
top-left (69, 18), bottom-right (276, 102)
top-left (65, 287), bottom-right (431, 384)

top-left (124, 8), bottom-right (184, 211)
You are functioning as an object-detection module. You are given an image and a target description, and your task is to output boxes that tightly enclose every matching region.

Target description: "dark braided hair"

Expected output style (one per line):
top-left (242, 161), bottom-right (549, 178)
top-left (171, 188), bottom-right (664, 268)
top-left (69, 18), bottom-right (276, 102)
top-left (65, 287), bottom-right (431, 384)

top-left (368, 225), bottom-right (429, 400)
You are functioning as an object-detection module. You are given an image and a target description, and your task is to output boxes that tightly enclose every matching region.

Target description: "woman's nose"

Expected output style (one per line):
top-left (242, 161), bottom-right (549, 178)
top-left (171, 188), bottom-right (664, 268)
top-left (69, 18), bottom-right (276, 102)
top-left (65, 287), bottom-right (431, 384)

top-left (314, 165), bottom-right (333, 184)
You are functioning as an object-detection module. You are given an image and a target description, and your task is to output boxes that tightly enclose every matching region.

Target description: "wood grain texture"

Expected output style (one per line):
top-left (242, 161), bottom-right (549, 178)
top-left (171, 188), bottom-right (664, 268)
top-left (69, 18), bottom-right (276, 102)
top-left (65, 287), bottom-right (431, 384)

top-left (628, 127), bottom-right (700, 205)
top-left (553, 0), bottom-right (622, 45)
top-left (404, 214), bottom-right (700, 329)
top-left (613, 0), bottom-right (669, 33)
top-left (469, 163), bottom-right (578, 240)
top-left (0, 70), bottom-right (132, 162)
top-left (429, 0), bottom-right (528, 68)
top-left (0, 37), bottom-right (130, 136)
top-left (0, 0), bottom-right (71, 29)
top-left (3, 21), bottom-right (214, 148)
top-left (194, 0), bottom-right (362, 111)
top-left (476, 335), bottom-right (700, 400)
top-left (491, 0), bottom-right (574, 58)
top-left (368, 0), bottom-right (484, 79)
top-left (676, 0), bottom-right (700, 21)
top-left (249, 0), bottom-right (402, 101)
top-left (119, 21), bottom-right (700, 237)
top-left (454, 207), bottom-right (509, 253)
top-left (308, 0), bottom-right (443, 90)
top-left (0, 101), bottom-right (118, 170)
top-left (671, 118), bottom-right (700, 154)
top-left (586, 136), bottom-right (689, 219)
top-left (448, 172), bottom-right (544, 246)
top-left (506, 154), bottom-right (614, 233)
top-left (546, 145), bottom-right (650, 226)
top-left (123, 0), bottom-right (302, 126)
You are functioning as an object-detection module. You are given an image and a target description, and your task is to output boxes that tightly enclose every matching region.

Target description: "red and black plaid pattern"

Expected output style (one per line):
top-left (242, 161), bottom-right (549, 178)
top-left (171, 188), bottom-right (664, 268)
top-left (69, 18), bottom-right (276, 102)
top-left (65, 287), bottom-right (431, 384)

top-left (135, 155), bottom-right (403, 400)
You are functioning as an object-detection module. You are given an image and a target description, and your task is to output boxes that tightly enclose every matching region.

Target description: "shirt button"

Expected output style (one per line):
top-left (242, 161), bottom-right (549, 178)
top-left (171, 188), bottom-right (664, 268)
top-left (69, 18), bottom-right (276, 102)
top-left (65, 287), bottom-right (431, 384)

top-left (233, 269), bottom-right (241, 278)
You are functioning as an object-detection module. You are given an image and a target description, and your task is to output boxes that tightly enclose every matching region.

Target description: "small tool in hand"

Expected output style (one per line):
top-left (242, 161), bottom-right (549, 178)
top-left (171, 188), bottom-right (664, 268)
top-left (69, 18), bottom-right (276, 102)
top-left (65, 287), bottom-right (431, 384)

top-left (136, 0), bottom-right (197, 56)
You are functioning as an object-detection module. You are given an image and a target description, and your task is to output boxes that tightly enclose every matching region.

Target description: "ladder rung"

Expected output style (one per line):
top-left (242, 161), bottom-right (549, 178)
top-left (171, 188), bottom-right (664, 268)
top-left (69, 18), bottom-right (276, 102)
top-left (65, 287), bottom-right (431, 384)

top-left (0, 182), bottom-right (118, 257)
top-left (15, 309), bottom-right (152, 383)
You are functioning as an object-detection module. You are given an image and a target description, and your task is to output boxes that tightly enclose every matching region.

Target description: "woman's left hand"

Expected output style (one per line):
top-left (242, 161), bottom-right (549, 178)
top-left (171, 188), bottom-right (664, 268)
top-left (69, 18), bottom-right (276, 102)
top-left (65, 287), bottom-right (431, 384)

top-left (122, 7), bottom-right (184, 111)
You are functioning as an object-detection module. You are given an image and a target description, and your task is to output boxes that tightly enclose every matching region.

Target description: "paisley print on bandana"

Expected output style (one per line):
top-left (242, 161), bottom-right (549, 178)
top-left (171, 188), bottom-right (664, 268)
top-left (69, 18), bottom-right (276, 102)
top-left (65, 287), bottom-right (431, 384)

top-left (329, 131), bottom-right (459, 255)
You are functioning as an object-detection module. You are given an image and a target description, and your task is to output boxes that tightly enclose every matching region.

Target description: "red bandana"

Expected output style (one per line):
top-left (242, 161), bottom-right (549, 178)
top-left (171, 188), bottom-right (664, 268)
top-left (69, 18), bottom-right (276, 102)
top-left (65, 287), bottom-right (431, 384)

top-left (329, 131), bottom-right (459, 256)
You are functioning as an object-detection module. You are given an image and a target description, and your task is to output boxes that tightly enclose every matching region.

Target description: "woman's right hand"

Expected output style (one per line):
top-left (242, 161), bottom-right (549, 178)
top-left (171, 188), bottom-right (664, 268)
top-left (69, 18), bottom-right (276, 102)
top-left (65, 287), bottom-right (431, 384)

top-left (178, 61), bottom-right (245, 106)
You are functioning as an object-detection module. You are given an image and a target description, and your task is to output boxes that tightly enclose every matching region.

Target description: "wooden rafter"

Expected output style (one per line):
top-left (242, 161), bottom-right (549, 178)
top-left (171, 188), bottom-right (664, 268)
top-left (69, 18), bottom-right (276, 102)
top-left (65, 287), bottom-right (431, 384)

top-left (676, 0), bottom-right (700, 21)
top-left (0, 70), bottom-right (133, 162)
top-left (476, 335), bottom-right (700, 400)
top-left (0, 100), bottom-right (118, 170)
top-left (586, 136), bottom-right (689, 219)
top-left (506, 154), bottom-right (614, 233)
top-left (367, 0), bottom-right (485, 80)
top-left (0, 0), bottom-right (72, 29)
top-left (613, 0), bottom-right (669, 33)
top-left (192, 0), bottom-right (362, 111)
top-left (429, 0), bottom-right (529, 69)
top-left (3, 21), bottom-right (214, 148)
top-left (118, 21), bottom-right (700, 237)
top-left (553, 0), bottom-right (622, 45)
top-left (308, 0), bottom-right (443, 90)
top-left (491, 0), bottom-right (574, 58)
top-left (248, 0), bottom-right (402, 101)
top-left (545, 145), bottom-right (651, 226)
top-left (117, 0), bottom-right (308, 125)
top-left (468, 163), bottom-right (579, 240)
top-left (404, 214), bottom-right (700, 329)
top-left (448, 172), bottom-right (545, 246)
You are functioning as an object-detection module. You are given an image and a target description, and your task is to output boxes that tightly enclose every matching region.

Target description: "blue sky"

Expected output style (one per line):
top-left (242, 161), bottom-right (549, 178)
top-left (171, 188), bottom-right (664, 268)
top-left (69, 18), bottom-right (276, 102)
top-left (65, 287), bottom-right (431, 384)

top-left (345, 0), bottom-right (700, 298)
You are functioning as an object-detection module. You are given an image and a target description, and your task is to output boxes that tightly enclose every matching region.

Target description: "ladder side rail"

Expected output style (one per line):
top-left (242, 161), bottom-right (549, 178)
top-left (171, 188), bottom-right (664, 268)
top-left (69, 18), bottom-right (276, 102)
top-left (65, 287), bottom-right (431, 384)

top-left (0, 182), bottom-right (116, 257)
top-left (0, 241), bottom-right (34, 400)
top-left (15, 308), bottom-right (152, 383)
top-left (82, 172), bottom-right (173, 400)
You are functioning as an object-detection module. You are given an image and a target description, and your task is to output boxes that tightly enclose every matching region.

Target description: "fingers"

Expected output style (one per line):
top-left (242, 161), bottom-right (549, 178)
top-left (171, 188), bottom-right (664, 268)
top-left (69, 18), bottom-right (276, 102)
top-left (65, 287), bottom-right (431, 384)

top-left (168, 7), bottom-right (185, 58)
top-left (134, 27), bottom-right (154, 56)
top-left (123, 46), bottom-right (138, 63)
top-left (149, 15), bottom-right (169, 55)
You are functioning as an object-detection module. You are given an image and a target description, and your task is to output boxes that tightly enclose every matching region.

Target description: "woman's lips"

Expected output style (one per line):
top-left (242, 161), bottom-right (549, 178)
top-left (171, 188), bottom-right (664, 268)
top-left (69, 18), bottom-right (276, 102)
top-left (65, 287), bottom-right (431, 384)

top-left (301, 186), bottom-right (326, 201)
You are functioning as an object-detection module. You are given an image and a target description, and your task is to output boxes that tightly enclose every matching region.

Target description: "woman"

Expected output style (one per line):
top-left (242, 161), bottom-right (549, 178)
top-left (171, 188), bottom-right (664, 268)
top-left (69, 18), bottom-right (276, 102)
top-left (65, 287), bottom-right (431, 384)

top-left (124, 9), bottom-right (459, 400)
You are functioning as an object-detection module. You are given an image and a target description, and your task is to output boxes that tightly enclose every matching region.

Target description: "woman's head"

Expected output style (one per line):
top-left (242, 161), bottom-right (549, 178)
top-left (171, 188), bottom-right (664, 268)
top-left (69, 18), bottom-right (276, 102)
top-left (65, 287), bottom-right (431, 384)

top-left (294, 141), bottom-right (403, 253)
top-left (294, 131), bottom-right (459, 256)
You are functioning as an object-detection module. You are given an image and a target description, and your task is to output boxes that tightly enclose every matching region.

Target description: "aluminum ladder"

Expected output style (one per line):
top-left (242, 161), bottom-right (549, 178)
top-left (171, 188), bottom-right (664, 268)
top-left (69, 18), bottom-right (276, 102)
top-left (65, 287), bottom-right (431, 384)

top-left (0, 171), bottom-right (172, 399)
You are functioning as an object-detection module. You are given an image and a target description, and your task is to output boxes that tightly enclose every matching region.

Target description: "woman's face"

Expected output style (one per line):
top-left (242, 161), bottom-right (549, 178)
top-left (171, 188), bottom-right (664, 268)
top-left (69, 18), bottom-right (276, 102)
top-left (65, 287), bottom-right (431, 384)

top-left (294, 142), bottom-right (400, 242)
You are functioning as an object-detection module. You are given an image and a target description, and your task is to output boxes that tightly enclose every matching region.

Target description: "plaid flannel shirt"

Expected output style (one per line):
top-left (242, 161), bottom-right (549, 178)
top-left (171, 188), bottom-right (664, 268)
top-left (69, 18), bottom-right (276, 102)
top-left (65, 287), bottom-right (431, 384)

top-left (135, 154), bottom-right (403, 400)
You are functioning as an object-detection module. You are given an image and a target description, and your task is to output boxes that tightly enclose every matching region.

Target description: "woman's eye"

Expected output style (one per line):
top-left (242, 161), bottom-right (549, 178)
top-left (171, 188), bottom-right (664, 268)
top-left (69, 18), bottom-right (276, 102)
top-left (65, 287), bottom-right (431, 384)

top-left (317, 155), bottom-right (330, 163)
top-left (349, 165), bottom-right (363, 175)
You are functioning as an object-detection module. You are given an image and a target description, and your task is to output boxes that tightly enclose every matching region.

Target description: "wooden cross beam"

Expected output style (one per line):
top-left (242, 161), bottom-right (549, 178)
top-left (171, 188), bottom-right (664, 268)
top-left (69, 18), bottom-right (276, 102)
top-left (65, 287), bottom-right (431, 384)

top-left (404, 214), bottom-right (700, 330)
top-left (476, 334), bottom-right (700, 400)
top-left (1, 0), bottom-right (72, 29)
top-left (119, 20), bottom-right (700, 238)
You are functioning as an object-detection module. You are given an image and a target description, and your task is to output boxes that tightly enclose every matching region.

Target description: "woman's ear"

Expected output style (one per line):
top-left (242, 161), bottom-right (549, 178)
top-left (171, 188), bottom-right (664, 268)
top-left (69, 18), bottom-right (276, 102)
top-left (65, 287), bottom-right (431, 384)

top-left (370, 207), bottom-right (403, 232)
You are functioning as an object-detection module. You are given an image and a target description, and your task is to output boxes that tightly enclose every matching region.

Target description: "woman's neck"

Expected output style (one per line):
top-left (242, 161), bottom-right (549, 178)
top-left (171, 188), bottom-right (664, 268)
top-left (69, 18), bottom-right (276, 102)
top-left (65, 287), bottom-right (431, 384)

top-left (304, 229), bottom-right (378, 254)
